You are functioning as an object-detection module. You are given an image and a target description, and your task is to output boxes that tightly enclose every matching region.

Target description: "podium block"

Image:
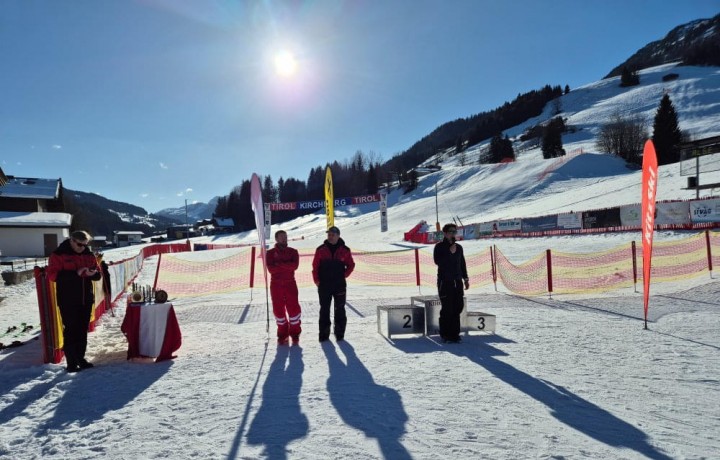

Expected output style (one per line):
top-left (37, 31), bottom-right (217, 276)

top-left (377, 305), bottom-right (426, 339)
top-left (411, 295), bottom-right (467, 336)
top-left (465, 311), bottom-right (496, 334)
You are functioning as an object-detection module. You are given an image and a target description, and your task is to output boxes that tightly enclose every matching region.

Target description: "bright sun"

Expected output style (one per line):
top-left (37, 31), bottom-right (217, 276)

top-left (274, 51), bottom-right (298, 77)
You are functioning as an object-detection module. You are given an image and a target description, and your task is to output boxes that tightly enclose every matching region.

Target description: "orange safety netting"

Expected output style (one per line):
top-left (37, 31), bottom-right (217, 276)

top-left (152, 231), bottom-right (719, 298)
top-left (495, 249), bottom-right (548, 296)
top-left (155, 249), bottom-right (253, 298)
top-left (550, 244), bottom-right (635, 294)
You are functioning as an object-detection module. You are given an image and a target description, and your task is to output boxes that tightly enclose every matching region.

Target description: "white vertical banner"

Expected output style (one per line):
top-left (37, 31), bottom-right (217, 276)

top-left (250, 173), bottom-right (270, 331)
top-left (263, 203), bottom-right (272, 240)
top-left (380, 192), bottom-right (388, 232)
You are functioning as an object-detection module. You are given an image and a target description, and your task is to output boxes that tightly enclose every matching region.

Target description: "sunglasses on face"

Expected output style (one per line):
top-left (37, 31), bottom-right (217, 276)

top-left (445, 230), bottom-right (457, 234)
top-left (73, 240), bottom-right (88, 247)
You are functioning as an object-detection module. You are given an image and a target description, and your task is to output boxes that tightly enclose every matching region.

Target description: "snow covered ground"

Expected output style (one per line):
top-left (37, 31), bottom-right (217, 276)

top-left (1, 63), bottom-right (720, 459)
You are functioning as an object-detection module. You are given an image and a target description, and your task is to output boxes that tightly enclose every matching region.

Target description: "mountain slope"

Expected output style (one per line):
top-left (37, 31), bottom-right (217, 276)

top-left (605, 13), bottom-right (720, 78)
top-left (65, 189), bottom-right (181, 237)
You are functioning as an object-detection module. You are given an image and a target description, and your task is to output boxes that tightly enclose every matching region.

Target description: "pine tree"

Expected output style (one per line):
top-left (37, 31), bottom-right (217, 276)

top-left (620, 67), bottom-right (640, 87)
top-left (541, 117), bottom-right (566, 159)
top-left (652, 94), bottom-right (683, 165)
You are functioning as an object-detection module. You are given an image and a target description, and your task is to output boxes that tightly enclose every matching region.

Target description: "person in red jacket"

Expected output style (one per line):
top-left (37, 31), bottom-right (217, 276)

top-left (312, 226), bottom-right (355, 342)
top-left (46, 231), bottom-right (102, 372)
top-left (267, 230), bottom-right (302, 345)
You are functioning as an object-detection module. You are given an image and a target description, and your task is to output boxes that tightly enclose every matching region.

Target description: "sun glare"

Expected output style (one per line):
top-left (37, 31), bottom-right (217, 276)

top-left (274, 50), bottom-right (298, 77)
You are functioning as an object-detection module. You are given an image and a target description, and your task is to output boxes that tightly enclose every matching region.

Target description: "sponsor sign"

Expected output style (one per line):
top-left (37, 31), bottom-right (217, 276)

top-left (656, 201), bottom-right (690, 225)
top-left (582, 208), bottom-right (621, 229)
top-left (690, 198), bottom-right (720, 222)
top-left (620, 204), bottom-right (641, 227)
top-left (478, 222), bottom-right (495, 235)
top-left (557, 212), bottom-right (582, 229)
top-left (521, 215), bottom-right (558, 233)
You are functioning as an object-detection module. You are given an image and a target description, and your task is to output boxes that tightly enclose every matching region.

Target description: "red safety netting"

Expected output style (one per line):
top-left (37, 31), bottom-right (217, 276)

top-left (151, 230), bottom-right (720, 299)
top-left (551, 244), bottom-right (635, 294)
top-left (155, 249), bottom-right (253, 298)
top-left (494, 248), bottom-right (548, 296)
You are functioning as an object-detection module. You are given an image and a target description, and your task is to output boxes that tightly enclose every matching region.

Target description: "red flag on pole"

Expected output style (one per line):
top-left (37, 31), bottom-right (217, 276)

top-left (641, 140), bottom-right (658, 329)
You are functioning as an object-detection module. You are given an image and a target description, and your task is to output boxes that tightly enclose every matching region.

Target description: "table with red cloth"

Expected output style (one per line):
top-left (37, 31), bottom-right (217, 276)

top-left (121, 302), bottom-right (182, 361)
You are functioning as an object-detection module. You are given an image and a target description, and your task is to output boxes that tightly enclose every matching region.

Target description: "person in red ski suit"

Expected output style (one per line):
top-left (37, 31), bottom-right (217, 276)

top-left (267, 230), bottom-right (302, 344)
top-left (312, 226), bottom-right (355, 342)
top-left (46, 231), bottom-right (102, 373)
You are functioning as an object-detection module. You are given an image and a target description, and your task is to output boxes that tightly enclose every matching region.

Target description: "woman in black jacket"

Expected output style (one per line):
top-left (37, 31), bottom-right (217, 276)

top-left (47, 231), bottom-right (102, 372)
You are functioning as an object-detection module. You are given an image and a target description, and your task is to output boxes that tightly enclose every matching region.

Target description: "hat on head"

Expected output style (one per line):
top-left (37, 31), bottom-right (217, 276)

top-left (327, 226), bottom-right (340, 235)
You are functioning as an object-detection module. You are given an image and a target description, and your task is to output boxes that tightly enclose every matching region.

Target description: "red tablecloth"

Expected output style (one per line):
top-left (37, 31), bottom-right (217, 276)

top-left (121, 302), bottom-right (182, 361)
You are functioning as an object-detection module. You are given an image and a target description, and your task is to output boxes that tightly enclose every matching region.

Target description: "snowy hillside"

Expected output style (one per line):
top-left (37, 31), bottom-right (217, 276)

top-left (155, 196), bottom-right (220, 223)
top-left (1, 64), bottom-right (720, 460)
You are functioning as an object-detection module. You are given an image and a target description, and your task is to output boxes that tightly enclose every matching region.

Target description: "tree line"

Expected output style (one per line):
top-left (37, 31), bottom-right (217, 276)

top-left (213, 151), bottom-right (384, 231)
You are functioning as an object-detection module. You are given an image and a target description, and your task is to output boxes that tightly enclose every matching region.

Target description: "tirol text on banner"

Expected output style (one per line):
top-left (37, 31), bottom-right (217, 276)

top-left (325, 166), bottom-right (334, 229)
top-left (250, 173), bottom-right (270, 331)
top-left (641, 140), bottom-right (658, 330)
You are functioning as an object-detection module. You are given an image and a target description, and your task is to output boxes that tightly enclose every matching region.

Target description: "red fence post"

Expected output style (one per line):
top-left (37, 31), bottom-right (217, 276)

top-left (631, 241), bottom-right (638, 292)
top-left (546, 249), bottom-right (553, 298)
top-left (250, 246), bottom-right (256, 289)
top-left (706, 230), bottom-right (713, 277)
top-left (414, 248), bottom-right (421, 287)
top-left (153, 253), bottom-right (163, 290)
top-left (490, 245), bottom-right (497, 291)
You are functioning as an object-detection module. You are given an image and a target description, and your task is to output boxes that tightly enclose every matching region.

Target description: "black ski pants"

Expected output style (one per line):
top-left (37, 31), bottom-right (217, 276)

top-left (58, 303), bottom-right (93, 366)
top-left (318, 285), bottom-right (347, 338)
top-left (437, 279), bottom-right (464, 339)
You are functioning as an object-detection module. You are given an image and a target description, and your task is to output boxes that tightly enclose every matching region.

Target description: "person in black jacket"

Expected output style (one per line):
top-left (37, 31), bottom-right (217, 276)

top-left (47, 231), bottom-right (102, 372)
top-left (312, 226), bottom-right (355, 342)
top-left (433, 223), bottom-right (469, 343)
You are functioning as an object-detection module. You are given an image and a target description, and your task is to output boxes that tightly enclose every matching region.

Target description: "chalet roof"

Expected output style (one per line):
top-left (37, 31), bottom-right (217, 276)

top-left (0, 175), bottom-right (61, 200)
top-left (213, 217), bottom-right (235, 227)
top-left (0, 211), bottom-right (72, 227)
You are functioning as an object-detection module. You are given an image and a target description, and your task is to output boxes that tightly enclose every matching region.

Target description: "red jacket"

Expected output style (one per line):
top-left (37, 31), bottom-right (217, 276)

top-left (266, 244), bottom-right (299, 283)
top-left (47, 239), bottom-right (101, 306)
top-left (312, 238), bottom-right (355, 288)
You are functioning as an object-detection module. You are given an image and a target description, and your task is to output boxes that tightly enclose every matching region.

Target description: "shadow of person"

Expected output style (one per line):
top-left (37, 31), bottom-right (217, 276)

top-left (322, 340), bottom-right (411, 460)
top-left (393, 335), bottom-right (672, 460)
top-left (246, 345), bottom-right (309, 460)
top-left (34, 360), bottom-right (173, 436)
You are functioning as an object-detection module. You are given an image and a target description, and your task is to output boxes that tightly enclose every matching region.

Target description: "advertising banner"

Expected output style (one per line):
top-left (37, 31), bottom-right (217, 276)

top-left (325, 167), bottom-right (334, 229)
top-left (656, 201), bottom-right (690, 225)
top-left (582, 208), bottom-right (621, 229)
top-left (478, 222), bottom-right (495, 236)
top-left (690, 198), bottom-right (720, 223)
top-left (620, 204), bottom-right (641, 227)
top-left (380, 192), bottom-right (388, 232)
top-left (521, 215), bottom-right (558, 233)
top-left (462, 224), bottom-right (478, 240)
top-left (557, 212), bottom-right (582, 229)
top-left (641, 140), bottom-right (658, 328)
top-left (263, 204), bottom-right (271, 240)
top-left (495, 219), bottom-right (521, 233)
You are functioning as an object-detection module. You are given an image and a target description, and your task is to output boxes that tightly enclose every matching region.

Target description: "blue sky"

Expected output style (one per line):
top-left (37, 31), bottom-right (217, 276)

top-left (1, 0), bottom-right (718, 213)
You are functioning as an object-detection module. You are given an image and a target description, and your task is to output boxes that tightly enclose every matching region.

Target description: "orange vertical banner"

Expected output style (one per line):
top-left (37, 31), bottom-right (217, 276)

top-left (641, 140), bottom-right (658, 329)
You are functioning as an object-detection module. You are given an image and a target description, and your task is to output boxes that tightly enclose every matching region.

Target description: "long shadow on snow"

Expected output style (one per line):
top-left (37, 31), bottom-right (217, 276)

top-left (33, 360), bottom-right (172, 435)
top-left (246, 345), bottom-right (309, 460)
top-left (322, 340), bottom-right (412, 460)
top-left (392, 334), bottom-right (672, 460)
